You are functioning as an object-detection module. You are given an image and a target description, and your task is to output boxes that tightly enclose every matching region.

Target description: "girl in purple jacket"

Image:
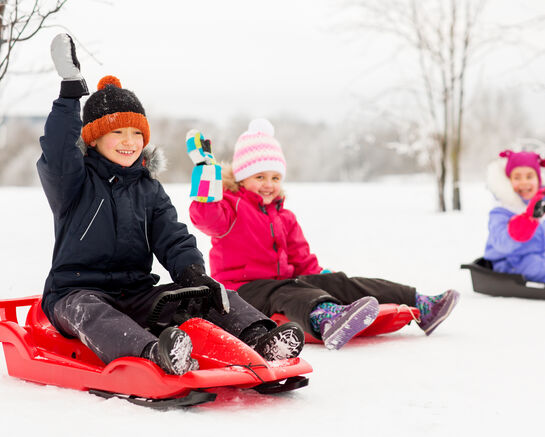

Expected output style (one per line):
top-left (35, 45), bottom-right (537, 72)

top-left (484, 149), bottom-right (545, 280)
top-left (187, 119), bottom-right (459, 349)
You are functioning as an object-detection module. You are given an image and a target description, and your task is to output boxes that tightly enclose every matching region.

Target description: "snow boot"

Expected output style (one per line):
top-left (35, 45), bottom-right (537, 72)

top-left (416, 289), bottom-right (460, 336)
top-left (142, 327), bottom-right (198, 375)
top-left (319, 296), bottom-right (379, 350)
top-left (253, 322), bottom-right (305, 361)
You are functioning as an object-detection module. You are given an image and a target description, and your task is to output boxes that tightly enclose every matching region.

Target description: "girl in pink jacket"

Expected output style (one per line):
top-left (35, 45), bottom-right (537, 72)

top-left (187, 119), bottom-right (459, 349)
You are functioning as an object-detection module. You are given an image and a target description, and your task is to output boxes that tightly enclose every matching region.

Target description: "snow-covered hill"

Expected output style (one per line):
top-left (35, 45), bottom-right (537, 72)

top-left (1, 178), bottom-right (542, 436)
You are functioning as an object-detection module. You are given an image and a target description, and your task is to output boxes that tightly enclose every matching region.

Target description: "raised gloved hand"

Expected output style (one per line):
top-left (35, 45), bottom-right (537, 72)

top-left (186, 129), bottom-right (216, 166)
top-left (50, 33), bottom-right (89, 98)
top-left (508, 188), bottom-right (545, 242)
top-left (186, 130), bottom-right (223, 202)
top-left (177, 264), bottom-right (230, 314)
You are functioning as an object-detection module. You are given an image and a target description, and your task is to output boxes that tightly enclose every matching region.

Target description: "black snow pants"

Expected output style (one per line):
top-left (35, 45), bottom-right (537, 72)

top-left (237, 272), bottom-right (416, 338)
top-left (52, 282), bottom-right (275, 364)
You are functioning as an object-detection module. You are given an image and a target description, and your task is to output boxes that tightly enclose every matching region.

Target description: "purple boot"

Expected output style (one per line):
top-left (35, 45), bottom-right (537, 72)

top-left (417, 289), bottom-right (460, 336)
top-left (318, 297), bottom-right (379, 350)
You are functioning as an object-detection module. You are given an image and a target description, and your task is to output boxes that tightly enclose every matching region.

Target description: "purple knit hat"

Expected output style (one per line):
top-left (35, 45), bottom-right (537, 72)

top-left (500, 150), bottom-right (545, 184)
top-left (232, 119), bottom-right (286, 182)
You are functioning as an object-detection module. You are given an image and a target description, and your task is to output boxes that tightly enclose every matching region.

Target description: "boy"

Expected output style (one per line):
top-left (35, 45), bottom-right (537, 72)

top-left (38, 34), bottom-right (304, 375)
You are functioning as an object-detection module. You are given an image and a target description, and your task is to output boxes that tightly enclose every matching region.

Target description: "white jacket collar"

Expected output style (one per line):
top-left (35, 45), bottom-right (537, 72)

top-left (486, 158), bottom-right (527, 214)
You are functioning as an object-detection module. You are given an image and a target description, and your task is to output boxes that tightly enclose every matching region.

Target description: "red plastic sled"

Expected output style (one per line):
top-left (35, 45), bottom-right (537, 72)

top-left (271, 304), bottom-right (420, 344)
top-left (0, 296), bottom-right (312, 408)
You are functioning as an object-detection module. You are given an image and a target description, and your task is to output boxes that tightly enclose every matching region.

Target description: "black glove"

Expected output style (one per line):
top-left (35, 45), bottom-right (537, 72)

top-left (178, 264), bottom-right (230, 314)
top-left (50, 33), bottom-right (89, 98)
top-left (533, 199), bottom-right (545, 218)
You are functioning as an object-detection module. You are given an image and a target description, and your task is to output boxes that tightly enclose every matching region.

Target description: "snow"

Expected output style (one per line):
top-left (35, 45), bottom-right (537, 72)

top-left (1, 178), bottom-right (543, 436)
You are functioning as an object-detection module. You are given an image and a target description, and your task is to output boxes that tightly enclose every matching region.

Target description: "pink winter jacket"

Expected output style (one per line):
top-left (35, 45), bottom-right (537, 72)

top-left (189, 187), bottom-right (322, 290)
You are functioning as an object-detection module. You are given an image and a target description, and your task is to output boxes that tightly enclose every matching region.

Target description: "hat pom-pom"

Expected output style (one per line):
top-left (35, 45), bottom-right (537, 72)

top-left (248, 118), bottom-right (275, 136)
top-left (499, 150), bottom-right (512, 159)
top-left (97, 75), bottom-right (122, 90)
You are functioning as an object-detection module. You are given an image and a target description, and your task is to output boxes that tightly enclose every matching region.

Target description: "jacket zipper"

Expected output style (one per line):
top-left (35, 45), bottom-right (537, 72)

top-left (270, 223), bottom-right (280, 275)
top-left (80, 199), bottom-right (104, 241)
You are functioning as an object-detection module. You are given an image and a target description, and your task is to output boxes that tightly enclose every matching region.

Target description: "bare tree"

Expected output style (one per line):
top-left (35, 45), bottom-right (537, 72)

top-left (345, 0), bottom-right (545, 211)
top-left (343, 0), bottom-right (489, 211)
top-left (0, 0), bottom-right (68, 86)
top-left (414, 0), bottom-right (484, 211)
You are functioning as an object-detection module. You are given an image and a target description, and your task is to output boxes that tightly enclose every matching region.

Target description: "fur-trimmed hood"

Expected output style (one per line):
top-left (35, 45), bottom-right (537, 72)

top-left (77, 138), bottom-right (167, 178)
top-left (486, 158), bottom-right (540, 214)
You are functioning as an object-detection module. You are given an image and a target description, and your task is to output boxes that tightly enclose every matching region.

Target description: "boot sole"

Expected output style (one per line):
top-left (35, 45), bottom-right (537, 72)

top-left (323, 297), bottom-right (379, 350)
top-left (256, 322), bottom-right (305, 361)
top-left (157, 327), bottom-right (195, 375)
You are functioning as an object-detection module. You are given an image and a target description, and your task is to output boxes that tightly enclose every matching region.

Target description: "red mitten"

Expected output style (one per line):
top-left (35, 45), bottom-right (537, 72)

top-left (508, 188), bottom-right (545, 242)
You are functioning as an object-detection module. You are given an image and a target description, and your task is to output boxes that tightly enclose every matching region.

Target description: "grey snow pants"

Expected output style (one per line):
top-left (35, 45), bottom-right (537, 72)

top-left (52, 282), bottom-right (275, 364)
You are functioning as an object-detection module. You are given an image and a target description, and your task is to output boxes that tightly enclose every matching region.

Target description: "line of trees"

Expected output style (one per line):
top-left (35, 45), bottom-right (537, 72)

top-left (0, 84), bottom-right (537, 187)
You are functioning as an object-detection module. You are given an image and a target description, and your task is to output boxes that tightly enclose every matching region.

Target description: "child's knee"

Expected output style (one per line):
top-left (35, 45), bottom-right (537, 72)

top-left (519, 254), bottom-right (545, 282)
top-left (62, 290), bottom-right (108, 311)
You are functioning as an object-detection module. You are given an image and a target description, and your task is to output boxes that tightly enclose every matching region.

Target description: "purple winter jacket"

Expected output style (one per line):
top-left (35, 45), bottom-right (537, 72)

top-left (484, 159), bottom-right (545, 282)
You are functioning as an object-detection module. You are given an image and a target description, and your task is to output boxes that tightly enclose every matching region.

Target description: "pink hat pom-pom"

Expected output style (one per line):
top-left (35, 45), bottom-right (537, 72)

top-left (247, 118), bottom-right (275, 136)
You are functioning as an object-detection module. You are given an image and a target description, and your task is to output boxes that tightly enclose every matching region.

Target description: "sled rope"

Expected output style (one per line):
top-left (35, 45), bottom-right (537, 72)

top-left (397, 304), bottom-right (421, 323)
top-left (225, 363), bottom-right (268, 383)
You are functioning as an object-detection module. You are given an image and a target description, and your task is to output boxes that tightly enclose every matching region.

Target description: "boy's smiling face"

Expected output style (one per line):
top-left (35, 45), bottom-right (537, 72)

top-left (90, 127), bottom-right (144, 167)
top-left (510, 166), bottom-right (539, 200)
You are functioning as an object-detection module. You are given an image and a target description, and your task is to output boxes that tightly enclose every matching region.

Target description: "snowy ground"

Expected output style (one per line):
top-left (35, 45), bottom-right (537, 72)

top-left (1, 178), bottom-right (543, 436)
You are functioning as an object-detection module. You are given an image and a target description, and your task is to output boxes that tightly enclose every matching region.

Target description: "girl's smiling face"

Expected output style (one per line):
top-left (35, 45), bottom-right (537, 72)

top-left (240, 171), bottom-right (283, 204)
top-left (510, 166), bottom-right (539, 200)
top-left (90, 127), bottom-right (144, 167)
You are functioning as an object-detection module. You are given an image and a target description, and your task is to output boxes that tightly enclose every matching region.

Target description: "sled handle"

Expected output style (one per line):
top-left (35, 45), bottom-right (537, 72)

top-left (0, 295), bottom-right (41, 323)
top-left (146, 286), bottom-right (213, 336)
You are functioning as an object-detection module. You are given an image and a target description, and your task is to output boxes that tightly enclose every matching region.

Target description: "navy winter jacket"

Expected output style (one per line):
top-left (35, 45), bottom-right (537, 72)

top-left (37, 98), bottom-right (204, 326)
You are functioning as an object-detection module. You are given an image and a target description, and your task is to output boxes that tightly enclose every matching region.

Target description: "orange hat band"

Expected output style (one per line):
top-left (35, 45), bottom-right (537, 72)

top-left (81, 112), bottom-right (150, 147)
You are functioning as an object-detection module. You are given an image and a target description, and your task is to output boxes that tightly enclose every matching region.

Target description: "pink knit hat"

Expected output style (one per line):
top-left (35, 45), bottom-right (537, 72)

top-left (500, 149), bottom-right (545, 184)
top-left (232, 119), bottom-right (286, 182)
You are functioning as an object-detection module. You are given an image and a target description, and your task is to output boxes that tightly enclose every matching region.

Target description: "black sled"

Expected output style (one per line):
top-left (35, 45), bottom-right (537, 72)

top-left (461, 257), bottom-right (545, 299)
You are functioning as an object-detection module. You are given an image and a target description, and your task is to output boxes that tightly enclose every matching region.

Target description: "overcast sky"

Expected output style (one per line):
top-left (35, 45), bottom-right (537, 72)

top-left (2, 0), bottom-right (545, 125)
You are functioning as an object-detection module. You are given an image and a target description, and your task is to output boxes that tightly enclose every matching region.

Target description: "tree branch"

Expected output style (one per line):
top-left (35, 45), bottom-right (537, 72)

top-left (0, 0), bottom-right (69, 83)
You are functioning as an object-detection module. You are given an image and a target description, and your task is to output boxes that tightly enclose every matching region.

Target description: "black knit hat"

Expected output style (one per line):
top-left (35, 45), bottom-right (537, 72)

top-left (81, 75), bottom-right (150, 146)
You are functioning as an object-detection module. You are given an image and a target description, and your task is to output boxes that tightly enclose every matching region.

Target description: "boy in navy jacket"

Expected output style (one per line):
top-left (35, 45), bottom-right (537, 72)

top-left (38, 34), bottom-right (304, 375)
